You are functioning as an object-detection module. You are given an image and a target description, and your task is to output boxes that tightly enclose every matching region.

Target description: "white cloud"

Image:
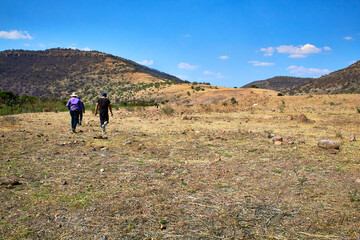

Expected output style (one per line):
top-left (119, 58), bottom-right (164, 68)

top-left (139, 60), bottom-right (154, 66)
top-left (323, 46), bottom-right (331, 51)
top-left (39, 43), bottom-right (46, 48)
top-left (178, 62), bottom-right (200, 70)
top-left (176, 75), bottom-right (189, 80)
top-left (287, 65), bottom-right (330, 76)
top-left (81, 47), bottom-right (91, 51)
top-left (0, 30), bottom-right (33, 40)
top-left (276, 44), bottom-right (321, 58)
top-left (260, 47), bottom-right (275, 56)
top-left (203, 70), bottom-right (224, 78)
top-left (343, 36), bottom-right (353, 40)
top-left (218, 55), bottom-right (229, 60)
top-left (289, 54), bottom-right (307, 58)
top-left (184, 34), bottom-right (192, 38)
top-left (248, 60), bottom-right (275, 66)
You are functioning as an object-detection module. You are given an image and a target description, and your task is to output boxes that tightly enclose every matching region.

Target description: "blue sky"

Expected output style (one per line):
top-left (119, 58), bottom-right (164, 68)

top-left (1, 0), bottom-right (359, 87)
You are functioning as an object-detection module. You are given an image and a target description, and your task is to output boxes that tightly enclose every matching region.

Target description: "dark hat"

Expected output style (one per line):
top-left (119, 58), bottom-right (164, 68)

top-left (102, 92), bottom-right (107, 96)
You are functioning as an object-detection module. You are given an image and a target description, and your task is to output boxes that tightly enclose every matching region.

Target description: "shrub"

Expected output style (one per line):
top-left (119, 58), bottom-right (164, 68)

top-left (277, 92), bottom-right (285, 96)
top-left (161, 105), bottom-right (174, 115)
top-left (230, 97), bottom-right (237, 105)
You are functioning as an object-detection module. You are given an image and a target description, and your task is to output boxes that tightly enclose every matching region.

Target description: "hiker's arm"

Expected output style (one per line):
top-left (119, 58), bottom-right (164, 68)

top-left (94, 103), bottom-right (99, 115)
top-left (109, 104), bottom-right (113, 116)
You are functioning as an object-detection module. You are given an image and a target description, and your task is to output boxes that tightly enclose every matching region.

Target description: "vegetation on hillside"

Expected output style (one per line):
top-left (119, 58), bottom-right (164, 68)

top-left (289, 61), bottom-right (360, 95)
top-left (0, 91), bottom-right (68, 115)
top-left (0, 48), bottom-right (184, 104)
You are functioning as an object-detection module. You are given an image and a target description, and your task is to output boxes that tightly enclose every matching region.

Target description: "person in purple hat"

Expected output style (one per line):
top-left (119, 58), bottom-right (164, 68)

top-left (94, 92), bottom-right (113, 133)
top-left (66, 92), bottom-right (83, 133)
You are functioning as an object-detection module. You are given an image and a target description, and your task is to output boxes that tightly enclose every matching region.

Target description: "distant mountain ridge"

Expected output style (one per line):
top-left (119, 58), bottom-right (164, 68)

top-left (241, 76), bottom-right (313, 93)
top-left (243, 61), bottom-right (360, 95)
top-left (0, 48), bottom-right (184, 103)
top-left (288, 61), bottom-right (360, 95)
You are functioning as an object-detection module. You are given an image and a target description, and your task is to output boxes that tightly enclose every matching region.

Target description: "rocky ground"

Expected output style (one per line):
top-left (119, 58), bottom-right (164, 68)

top-left (1, 94), bottom-right (360, 239)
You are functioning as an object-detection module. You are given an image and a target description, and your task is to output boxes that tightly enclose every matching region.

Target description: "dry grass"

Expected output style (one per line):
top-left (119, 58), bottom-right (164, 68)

top-left (1, 94), bottom-right (360, 239)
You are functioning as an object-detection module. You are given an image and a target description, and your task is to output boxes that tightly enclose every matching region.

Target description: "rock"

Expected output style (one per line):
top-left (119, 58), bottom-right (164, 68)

top-left (297, 114), bottom-right (310, 122)
top-left (61, 180), bottom-right (67, 185)
top-left (271, 136), bottom-right (283, 142)
top-left (318, 140), bottom-right (340, 149)
top-left (182, 116), bottom-right (192, 120)
top-left (100, 169), bottom-right (105, 172)
top-left (124, 141), bottom-right (132, 145)
top-left (262, 115), bottom-right (274, 120)
top-left (286, 115), bottom-right (294, 120)
top-left (100, 147), bottom-right (109, 151)
top-left (350, 135), bottom-right (356, 142)
top-left (274, 141), bottom-right (282, 146)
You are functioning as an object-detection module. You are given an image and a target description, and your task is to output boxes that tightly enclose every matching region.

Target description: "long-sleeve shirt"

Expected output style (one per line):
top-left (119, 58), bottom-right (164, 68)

top-left (66, 97), bottom-right (82, 111)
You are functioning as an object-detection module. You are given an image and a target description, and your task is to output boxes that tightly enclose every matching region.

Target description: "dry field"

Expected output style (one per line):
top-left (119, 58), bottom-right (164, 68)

top-left (1, 93), bottom-right (360, 239)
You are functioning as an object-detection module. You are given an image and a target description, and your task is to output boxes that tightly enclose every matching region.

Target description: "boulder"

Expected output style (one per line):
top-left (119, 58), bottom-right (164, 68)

top-left (297, 114), bottom-right (309, 122)
top-left (318, 140), bottom-right (340, 149)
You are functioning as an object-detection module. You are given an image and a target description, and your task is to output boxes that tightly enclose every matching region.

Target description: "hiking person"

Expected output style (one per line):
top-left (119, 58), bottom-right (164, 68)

top-left (66, 92), bottom-right (83, 133)
top-left (94, 92), bottom-right (113, 133)
top-left (79, 98), bottom-right (85, 126)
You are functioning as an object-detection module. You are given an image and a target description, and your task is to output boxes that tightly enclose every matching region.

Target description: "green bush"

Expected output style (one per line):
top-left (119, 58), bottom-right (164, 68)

top-left (231, 97), bottom-right (237, 105)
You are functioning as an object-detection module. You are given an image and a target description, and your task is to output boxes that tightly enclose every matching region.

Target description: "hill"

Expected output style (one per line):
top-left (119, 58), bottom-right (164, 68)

top-left (0, 48), bottom-right (184, 103)
top-left (288, 61), bottom-right (360, 95)
top-left (243, 61), bottom-right (360, 95)
top-left (241, 76), bottom-right (313, 93)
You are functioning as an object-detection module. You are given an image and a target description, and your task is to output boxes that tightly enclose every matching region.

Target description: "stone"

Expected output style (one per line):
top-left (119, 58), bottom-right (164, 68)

top-left (297, 114), bottom-right (309, 122)
top-left (350, 135), bottom-right (356, 142)
top-left (61, 180), bottom-right (67, 185)
top-left (271, 136), bottom-right (283, 142)
top-left (100, 169), bottom-right (105, 172)
top-left (286, 115), bottom-right (294, 120)
top-left (318, 140), bottom-right (340, 149)
top-left (262, 115), bottom-right (274, 120)
top-left (274, 141), bottom-right (282, 146)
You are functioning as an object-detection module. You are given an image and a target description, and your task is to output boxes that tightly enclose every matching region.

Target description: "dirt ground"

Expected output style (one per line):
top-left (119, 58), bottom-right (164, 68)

top-left (1, 94), bottom-right (360, 239)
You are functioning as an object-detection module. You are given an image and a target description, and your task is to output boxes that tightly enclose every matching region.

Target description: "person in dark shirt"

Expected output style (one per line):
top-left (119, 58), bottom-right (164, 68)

top-left (94, 92), bottom-right (113, 133)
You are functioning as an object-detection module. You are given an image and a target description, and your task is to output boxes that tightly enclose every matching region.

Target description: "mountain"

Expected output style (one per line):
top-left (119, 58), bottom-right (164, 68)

top-left (288, 61), bottom-right (360, 95)
top-left (241, 76), bottom-right (313, 93)
top-left (0, 48), bottom-right (184, 103)
top-left (243, 61), bottom-right (360, 95)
